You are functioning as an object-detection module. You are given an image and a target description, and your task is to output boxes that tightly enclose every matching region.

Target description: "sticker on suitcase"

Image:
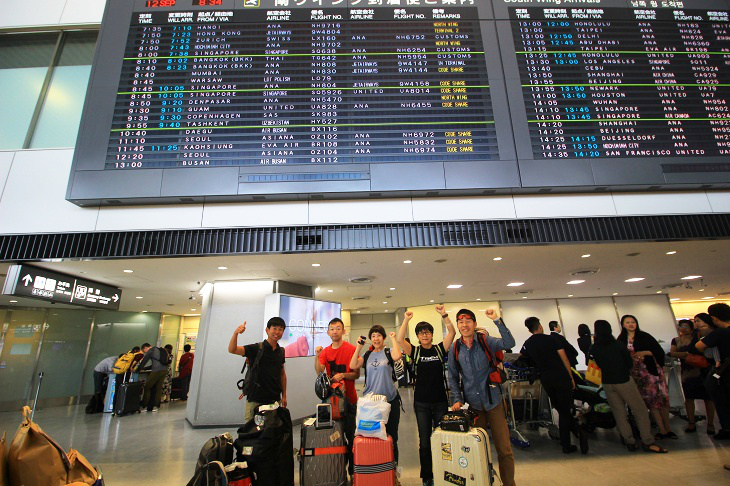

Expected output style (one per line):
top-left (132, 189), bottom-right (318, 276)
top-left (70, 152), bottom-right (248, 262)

top-left (445, 471), bottom-right (467, 486)
top-left (458, 456), bottom-right (468, 468)
top-left (441, 443), bottom-right (452, 461)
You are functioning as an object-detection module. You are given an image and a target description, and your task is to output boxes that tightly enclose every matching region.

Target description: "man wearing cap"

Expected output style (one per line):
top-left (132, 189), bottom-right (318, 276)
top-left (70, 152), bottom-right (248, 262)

top-left (448, 308), bottom-right (517, 486)
top-left (228, 317), bottom-right (288, 422)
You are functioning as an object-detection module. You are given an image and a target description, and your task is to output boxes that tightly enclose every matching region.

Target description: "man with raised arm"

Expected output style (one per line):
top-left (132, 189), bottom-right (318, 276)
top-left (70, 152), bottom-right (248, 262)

top-left (228, 317), bottom-right (287, 422)
top-left (448, 308), bottom-right (517, 486)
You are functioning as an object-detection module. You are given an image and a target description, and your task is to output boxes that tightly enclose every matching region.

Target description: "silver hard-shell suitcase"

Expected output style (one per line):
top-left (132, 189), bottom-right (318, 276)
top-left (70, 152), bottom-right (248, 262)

top-left (299, 419), bottom-right (347, 486)
top-left (431, 427), bottom-right (502, 486)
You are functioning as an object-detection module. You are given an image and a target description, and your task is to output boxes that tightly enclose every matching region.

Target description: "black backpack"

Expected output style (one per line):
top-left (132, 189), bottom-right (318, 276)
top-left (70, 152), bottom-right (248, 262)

top-left (362, 347), bottom-right (398, 384)
top-left (155, 347), bottom-right (173, 366)
top-left (237, 342), bottom-right (264, 399)
top-left (234, 405), bottom-right (294, 486)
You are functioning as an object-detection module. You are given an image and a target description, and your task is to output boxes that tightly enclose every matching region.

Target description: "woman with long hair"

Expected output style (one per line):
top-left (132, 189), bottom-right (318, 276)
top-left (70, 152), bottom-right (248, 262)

top-left (694, 312), bottom-right (723, 437)
top-left (350, 325), bottom-right (403, 463)
top-left (618, 315), bottom-right (675, 439)
top-left (669, 318), bottom-right (716, 434)
top-left (590, 320), bottom-right (667, 453)
top-left (577, 323), bottom-right (592, 366)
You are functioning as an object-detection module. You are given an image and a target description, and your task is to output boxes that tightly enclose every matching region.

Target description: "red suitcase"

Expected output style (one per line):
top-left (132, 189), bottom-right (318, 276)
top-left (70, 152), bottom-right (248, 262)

top-left (352, 436), bottom-right (396, 486)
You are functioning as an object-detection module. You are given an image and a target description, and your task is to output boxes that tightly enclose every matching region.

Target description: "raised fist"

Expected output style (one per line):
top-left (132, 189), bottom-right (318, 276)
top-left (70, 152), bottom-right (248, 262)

top-left (404, 311), bottom-right (413, 319)
top-left (236, 322), bottom-right (247, 334)
top-left (435, 304), bottom-right (445, 315)
top-left (389, 331), bottom-right (396, 339)
top-left (485, 309), bottom-right (498, 320)
top-left (315, 346), bottom-right (323, 355)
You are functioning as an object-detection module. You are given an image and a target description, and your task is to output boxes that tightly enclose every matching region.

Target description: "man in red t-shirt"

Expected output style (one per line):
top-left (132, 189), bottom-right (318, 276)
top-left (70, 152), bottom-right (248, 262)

top-left (315, 317), bottom-right (360, 475)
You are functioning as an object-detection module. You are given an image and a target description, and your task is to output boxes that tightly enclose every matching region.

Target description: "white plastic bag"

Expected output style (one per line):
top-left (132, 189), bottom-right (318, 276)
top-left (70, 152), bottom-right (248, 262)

top-left (355, 394), bottom-right (391, 440)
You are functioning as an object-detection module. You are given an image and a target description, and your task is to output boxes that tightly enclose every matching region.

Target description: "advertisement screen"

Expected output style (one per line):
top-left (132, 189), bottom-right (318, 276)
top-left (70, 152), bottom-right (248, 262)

top-left (268, 295), bottom-right (341, 358)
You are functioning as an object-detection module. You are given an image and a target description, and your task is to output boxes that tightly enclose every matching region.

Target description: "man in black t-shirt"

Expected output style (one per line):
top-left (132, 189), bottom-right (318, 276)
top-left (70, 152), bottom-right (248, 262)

top-left (228, 317), bottom-right (287, 422)
top-left (397, 306), bottom-right (456, 486)
top-left (549, 321), bottom-right (579, 368)
top-left (696, 303), bottom-right (730, 440)
top-left (521, 316), bottom-right (587, 454)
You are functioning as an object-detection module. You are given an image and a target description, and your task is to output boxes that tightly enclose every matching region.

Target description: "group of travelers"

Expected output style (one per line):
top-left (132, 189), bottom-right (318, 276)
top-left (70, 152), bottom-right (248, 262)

top-left (227, 302), bottom-right (730, 485)
top-left (92, 341), bottom-right (195, 412)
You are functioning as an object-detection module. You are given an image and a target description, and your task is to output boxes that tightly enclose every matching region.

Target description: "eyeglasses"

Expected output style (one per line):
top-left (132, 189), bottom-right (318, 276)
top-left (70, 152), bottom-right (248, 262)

top-left (417, 330), bottom-right (432, 335)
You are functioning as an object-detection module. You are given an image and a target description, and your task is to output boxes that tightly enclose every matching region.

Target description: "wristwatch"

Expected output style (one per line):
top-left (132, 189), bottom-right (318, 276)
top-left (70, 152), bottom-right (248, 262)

top-left (441, 313), bottom-right (448, 318)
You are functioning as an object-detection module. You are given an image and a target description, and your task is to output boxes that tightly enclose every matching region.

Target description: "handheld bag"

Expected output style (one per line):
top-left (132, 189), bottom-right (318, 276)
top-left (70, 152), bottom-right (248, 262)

top-left (8, 406), bottom-right (98, 486)
top-left (355, 394), bottom-right (391, 440)
top-left (439, 410), bottom-right (476, 433)
top-left (685, 353), bottom-right (709, 369)
top-left (585, 360), bottom-right (602, 386)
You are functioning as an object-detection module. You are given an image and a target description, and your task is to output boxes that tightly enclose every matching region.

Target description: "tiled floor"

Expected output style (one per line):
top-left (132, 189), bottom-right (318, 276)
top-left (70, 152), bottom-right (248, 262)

top-left (1, 386), bottom-right (728, 485)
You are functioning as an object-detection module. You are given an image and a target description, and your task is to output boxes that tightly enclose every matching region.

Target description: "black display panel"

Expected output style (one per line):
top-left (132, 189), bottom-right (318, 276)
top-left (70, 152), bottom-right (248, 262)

top-left (67, 0), bottom-right (730, 205)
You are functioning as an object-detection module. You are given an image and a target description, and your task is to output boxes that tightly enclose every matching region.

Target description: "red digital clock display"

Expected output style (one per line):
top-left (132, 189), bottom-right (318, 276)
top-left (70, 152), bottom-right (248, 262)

top-left (194, 0), bottom-right (223, 5)
top-left (146, 0), bottom-right (177, 7)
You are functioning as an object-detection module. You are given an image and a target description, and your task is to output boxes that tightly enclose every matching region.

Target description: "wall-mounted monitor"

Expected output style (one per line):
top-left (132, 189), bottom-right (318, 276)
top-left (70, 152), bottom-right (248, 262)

top-left (264, 293), bottom-right (342, 358)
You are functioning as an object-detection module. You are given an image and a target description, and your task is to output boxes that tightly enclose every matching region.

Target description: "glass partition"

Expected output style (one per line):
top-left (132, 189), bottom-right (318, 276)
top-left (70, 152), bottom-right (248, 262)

top-left (81, 311), bottom-right (161, 395)
top-left (0, 309), bottom-right (47, 404)
top-left (35, 309), bottom-right (94, 400)
top-left (159, 314), bottom-right (181, 372)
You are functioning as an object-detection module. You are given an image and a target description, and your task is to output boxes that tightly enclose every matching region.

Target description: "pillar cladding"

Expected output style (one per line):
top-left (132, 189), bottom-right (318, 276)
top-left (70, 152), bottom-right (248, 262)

top-left (185, 280), bottom-right (320, 427)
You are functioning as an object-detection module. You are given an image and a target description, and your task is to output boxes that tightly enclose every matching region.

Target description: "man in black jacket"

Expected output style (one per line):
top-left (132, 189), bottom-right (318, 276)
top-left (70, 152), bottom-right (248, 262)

top-left (521, 317), bottom-right (588, 454)
top-left (549, 321), bottom-right (579, 368)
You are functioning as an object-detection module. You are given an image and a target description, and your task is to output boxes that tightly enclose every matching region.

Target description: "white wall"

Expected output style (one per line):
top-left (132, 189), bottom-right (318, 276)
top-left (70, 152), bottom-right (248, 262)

top-left (0, 148), bottom-right (729, 234)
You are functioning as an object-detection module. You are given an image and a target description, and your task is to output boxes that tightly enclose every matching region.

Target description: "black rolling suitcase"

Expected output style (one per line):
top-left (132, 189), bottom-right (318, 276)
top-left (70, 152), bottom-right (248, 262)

top-left (114, 378), bottom-right (142, 416)
top-left (171, 377), bottom-right (186, 400)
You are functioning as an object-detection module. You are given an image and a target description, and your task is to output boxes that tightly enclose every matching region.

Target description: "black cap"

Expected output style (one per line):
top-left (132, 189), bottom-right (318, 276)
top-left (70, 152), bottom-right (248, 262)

top-left (456, 309), bottom-right (476, 322)
top-left (267, 316), bottom-right (286, 328)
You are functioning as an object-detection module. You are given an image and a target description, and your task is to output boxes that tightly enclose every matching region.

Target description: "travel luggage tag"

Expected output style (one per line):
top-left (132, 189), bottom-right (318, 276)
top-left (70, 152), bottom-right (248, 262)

top-left (241, 446), bottom-right (254, 456)
top-left (329, 430), bottom-right (341, 443)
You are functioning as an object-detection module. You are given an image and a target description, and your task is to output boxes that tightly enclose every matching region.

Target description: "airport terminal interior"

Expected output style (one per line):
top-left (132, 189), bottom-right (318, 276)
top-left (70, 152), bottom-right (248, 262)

top-left (1, 0), bottom-right (730, 484)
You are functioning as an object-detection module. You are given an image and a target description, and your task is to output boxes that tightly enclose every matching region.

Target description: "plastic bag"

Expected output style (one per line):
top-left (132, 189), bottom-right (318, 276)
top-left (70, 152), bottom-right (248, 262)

top-left (355, 394), bottom-right (391, 440)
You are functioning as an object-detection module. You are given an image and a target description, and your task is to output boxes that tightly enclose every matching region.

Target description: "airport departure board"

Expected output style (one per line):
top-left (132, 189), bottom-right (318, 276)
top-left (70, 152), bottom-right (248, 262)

top-left (67, 0), bottom-right (730, 205)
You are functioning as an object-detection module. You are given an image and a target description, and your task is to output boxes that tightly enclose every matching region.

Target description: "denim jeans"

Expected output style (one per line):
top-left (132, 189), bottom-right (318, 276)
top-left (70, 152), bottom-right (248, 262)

top-left (385, 397), bottom-right (401, 463)
top-left (414, 400), bottom-right (448, 480)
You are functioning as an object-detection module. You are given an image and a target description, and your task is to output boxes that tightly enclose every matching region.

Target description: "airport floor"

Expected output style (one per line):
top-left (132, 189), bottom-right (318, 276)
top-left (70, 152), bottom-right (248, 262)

top-left (1, 386), bottom-right (729, 485)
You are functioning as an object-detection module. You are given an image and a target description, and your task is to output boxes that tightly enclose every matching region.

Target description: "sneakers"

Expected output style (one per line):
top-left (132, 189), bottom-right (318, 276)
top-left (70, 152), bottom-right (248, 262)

top-left (562, 445), bottom-right (578, 454)
top-left (151, 408), bottom-right (159, 413)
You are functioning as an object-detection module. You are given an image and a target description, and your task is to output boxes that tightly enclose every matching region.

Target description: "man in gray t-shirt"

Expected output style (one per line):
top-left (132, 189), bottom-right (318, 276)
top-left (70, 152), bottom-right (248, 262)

top-left (93, 355), bottom-right (117, 395)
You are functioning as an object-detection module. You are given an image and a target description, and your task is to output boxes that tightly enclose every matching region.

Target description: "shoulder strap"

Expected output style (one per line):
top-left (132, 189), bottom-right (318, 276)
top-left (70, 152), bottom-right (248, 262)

top-left (413, 346), bottom-right (421, 377)
top-left (384, 348), bottom-right (398, 382)
top-left (362, 350), bottom-right (372, 384)
top-left (476, 333), bottom-right (498, 368)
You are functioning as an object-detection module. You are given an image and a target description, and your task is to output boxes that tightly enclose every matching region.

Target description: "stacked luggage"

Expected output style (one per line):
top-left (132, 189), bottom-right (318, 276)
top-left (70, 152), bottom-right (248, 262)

top-left (352, 394), bottom-right (396, 485)
top-left (431, 409), bottom-right (502, 486)
top-left (299, 405), bottom-right (347, 486)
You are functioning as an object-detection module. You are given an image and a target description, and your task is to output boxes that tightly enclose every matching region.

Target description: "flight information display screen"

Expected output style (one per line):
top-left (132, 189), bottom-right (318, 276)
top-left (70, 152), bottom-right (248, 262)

top-left (507, 3), bottom-right (730, 160)
top-left (67, 0), bottom-right (730, 205)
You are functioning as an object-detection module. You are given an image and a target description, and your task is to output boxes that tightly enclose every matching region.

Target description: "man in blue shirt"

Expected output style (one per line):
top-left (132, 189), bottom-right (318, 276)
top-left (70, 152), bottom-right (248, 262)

top-left (448, 308), bottom-right (516, 486)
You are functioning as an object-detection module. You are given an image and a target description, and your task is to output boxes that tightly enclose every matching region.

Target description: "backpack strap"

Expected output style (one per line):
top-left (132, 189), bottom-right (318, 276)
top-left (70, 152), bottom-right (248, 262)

top-left (384, 348), bottom-right (397, 382)
top-left (237, 341), bottom-right (265, 398)
top-left (362, 349), bottom-right (372, 386)
top-left (412, 347), bottom-right (421, 378)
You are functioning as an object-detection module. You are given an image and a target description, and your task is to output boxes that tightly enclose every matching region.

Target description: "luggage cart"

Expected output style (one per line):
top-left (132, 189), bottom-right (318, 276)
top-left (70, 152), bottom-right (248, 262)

top-left (503, 367), bottom-right (536, 447)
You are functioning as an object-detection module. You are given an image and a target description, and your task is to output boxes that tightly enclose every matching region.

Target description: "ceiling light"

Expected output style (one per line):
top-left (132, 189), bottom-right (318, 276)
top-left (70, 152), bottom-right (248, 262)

top-left (142, 310), bottom-right (148, 313)
top-left (476, 298), bottom-right (481, 301)
top-left (493, 257), bottom-right (502, 261)
top-left (312, 263), bottom-right (320, 267)
top-left (507, 282), bottom-right (524, 287)
top-left (625, 278), bottom-right (645, 282)
top-left (702, 296), bottom-right (714, 300)
top-left (327, 289), bottom-right (333, 293)
top-left (567, 280), bottom-right (585, 285)
top-left (581, 254), bottom-right (591, 258)
top-left (9, 300), bottom-right (17, 303)
top-left (429, 300), bottom-right (435, 303)
top-left (384, 310), bottom-right (389, 312)
top-left (383, 301), bottom-right (388, 304)
top-left (666, 251), bottom-right (677, 255)
top-left (447, 284), bottom-right (462, 289)
top-left (522, 296), bottom-right (527, 299)
top-left (681, 275), bottom-right (702, 280)
top-left (390, 287), bottom-right (395, 290)
top-left (568, 294), bottom-right (574, 297)
top-left (403, 260), bottom-right (412, 264)
top-left (136, 296), bottom-right (143, 299)
top-left (315, 287), bottom-right (321, 292)
top-left (613, 292), bottom-right (618, 296)
top-left (670, 298), bottom-right (680, 301)
top-left (357, 311), bottom-right (361, 313)
top-left (656, 291), bottom-right (662, 294)
top-left (218, 266), bottom-right (228, 270)
top-left (699, 289), bottom-right (705, 292)
top-left (191, 308), bottom-right (197, 311)
top-left (123, 269), bottom-right (134, 273)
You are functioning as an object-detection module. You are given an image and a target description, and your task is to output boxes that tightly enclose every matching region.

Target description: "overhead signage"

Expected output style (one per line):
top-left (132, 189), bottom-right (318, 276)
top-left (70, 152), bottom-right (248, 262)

top-left (2, 264), bottom-right (122, 310)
